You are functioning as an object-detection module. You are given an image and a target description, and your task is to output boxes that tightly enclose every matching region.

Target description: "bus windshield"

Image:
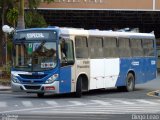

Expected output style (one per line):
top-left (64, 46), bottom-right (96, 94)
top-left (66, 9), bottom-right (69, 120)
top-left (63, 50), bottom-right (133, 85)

top-left (13, 41), bottom-right (57, 72)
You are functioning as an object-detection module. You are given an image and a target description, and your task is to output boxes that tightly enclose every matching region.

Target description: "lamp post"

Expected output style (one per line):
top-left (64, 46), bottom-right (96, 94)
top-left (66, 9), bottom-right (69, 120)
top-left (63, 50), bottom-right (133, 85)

top-left (2, 25), bottom-right (15, 67)
top-left (4, 33), bottom-right (7, 67)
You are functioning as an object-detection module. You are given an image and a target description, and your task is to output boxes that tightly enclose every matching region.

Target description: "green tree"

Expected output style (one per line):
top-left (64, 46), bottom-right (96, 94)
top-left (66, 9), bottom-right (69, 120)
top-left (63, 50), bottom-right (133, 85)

top-left (25, 11), bottom-right (47, 28)
top-left (27, 0), bottom-right (41, 9)
top-left (6, 7), bottom-right (19, 28)
top-left (0, 0), bottom-right (15, 26)
top-left (0, 0), bottom-right (54, 66)
top-left (17, 0), bottom-right (55, 29)
top-left (0, 0), bottom-right (16, 66)
top-left (0, 0), bottom-right (55, 29)
top-left (17, 0), bottom-right (25, 29)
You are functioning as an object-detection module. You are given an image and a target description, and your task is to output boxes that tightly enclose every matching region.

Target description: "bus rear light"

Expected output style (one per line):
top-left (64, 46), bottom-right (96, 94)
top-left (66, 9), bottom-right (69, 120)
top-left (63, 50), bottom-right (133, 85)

top-left (45, 86), bottom-right (55, 90)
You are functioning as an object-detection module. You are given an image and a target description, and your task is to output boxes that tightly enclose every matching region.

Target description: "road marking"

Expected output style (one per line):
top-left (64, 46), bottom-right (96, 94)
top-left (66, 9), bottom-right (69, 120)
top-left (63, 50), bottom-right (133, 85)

top-left (32, 107), bottom-right (160, 114)
top-left (0, 99), bottom-right (160, 114)
top-left (113, 100), bottom-right (135, 105)
top-left (69, 101), bottom-right (86, 106)
top-left (45, 101), bottom-right (58, 106)
top-left (31, 103), bottom-right (160, 114)
top-left (136, 99), bottom-right (158, 105)
top-left (32, 110), bottom-right (116, 114)
top-left (0, 102), bottom-right (94, 114)
top-left (22, 101), bottom-right (33, 107)
top-left (14, 105), bottom-right (19, 107)
top-left (90, 100), bottom-right (112, 105)
top-left (0, 102), bottom-right (7, 107)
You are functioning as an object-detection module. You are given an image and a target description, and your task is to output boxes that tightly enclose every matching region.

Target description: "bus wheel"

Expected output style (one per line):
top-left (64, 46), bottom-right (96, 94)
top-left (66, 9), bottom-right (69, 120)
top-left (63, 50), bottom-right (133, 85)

top-left (75, 77), bottom-right (82, 98)
top-left (37, 93), bottom-right (44, 98)
top-left (125, 73), bottom-right (135, 92)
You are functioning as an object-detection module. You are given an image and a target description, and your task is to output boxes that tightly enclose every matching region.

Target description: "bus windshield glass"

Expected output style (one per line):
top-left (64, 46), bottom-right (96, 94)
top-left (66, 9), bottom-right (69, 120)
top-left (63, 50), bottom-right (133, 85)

top-left (13, 41), bottom-right (57, 71)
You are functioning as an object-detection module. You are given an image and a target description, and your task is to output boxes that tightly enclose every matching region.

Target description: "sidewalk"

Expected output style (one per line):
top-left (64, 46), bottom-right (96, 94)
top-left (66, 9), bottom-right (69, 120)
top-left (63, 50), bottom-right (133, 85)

top-left (0, 85), bottom-right (11, 91)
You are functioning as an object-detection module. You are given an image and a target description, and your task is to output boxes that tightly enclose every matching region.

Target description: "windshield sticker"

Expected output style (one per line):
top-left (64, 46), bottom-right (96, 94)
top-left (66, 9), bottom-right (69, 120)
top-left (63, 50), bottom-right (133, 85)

top-left (28, 43), bottom-right (33, 55)
top-left (41, 62), bottom-right (55, 68)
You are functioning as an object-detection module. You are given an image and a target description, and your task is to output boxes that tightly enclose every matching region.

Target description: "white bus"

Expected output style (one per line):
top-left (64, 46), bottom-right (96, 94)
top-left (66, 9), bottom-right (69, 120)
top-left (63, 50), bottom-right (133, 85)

top-left (11, 27), bottom-right (157, 97)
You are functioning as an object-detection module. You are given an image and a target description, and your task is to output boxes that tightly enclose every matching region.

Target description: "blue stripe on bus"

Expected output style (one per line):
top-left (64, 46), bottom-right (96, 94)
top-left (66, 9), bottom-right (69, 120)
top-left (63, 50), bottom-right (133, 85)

top-left (115, 57), bottom-right (156, 87)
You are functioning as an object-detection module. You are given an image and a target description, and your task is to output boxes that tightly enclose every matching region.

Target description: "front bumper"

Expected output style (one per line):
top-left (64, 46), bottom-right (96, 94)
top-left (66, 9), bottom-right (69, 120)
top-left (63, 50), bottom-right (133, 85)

top-left (11, 81), bottom-right (59, 94)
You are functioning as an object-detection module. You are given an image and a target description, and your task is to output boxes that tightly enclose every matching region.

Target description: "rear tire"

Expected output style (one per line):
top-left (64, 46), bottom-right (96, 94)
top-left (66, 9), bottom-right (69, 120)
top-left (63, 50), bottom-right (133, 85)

top-left (117, 73), bottom-right (135, 92)
top-left (37, 93), bottom-right (44, 98)
top-left (125, 73), bottom-right (135, 92)
top-left (75, 77), bottom-right (82, 98)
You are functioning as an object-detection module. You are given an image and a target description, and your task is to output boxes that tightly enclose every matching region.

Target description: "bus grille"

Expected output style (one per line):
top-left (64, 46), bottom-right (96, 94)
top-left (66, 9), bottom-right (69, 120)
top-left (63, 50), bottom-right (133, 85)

top-left (22, 80), bottom-right (44, 84)
top-left (24, 85), bottom-right (41, 90)
top-left (19, 74), bottom-right (47, 79)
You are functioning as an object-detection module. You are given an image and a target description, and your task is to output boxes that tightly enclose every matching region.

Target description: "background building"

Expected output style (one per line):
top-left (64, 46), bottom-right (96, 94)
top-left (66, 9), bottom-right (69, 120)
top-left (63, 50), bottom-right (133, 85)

top-left (37, 0), bottom-right (160, 37)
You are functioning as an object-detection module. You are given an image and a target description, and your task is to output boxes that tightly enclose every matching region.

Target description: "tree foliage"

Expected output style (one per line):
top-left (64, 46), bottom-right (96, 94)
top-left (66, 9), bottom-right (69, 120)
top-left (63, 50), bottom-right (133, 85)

top-left (25, 11), bottom-right (47, 28)
top-left (27, 0), bottom-right (41, 9)
top-left (0, 0), bottom-right (54, 28)
top-left (0, 0), bottom-right (54, 65)
top-left (6, 7), bottom-right (19, 27)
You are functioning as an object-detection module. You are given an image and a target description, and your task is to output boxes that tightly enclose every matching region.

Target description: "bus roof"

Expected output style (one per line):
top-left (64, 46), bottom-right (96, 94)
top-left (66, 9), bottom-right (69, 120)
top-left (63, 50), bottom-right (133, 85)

top-left (59, 27), bottom-right (155, 39)
top-left (16, 27), bottom-right (155, 39)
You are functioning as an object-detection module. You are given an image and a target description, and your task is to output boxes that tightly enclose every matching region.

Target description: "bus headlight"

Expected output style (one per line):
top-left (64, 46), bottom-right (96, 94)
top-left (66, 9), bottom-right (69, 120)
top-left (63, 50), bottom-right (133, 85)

top-left (45, 74), bottom-right (58, 84)
top-left (11, 75), bottom-right (21, 83)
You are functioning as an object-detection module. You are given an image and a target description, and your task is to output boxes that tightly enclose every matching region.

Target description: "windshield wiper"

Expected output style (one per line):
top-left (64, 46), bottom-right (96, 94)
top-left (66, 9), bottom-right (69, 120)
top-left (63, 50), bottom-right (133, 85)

top-left (14, 37), bottom-right (26, 44)
top-left (34, 40), bottom-right (46, 52)
top-left (14, 37), bottom-right (26, 41)
top-left (15, 65), bottom-right (29, 68)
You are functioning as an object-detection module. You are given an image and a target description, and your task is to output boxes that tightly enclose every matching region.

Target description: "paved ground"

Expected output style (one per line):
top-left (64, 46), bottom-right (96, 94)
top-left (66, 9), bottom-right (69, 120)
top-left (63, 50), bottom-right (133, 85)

top-left (0, 75), bottom-right (159, 120)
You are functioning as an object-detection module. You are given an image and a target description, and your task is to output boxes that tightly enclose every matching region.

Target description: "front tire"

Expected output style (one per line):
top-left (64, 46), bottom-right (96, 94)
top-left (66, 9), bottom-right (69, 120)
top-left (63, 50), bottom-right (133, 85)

top-left (75, 77), bottom-right (82, 98)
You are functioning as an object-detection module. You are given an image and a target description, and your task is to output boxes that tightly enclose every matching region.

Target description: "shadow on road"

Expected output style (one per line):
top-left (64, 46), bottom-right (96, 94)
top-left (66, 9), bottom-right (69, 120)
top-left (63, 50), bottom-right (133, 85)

top-left (13, 87), bottom-right (147, 99)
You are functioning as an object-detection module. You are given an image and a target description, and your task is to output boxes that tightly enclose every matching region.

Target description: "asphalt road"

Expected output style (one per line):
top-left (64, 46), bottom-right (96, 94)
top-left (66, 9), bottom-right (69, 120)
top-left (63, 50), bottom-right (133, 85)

top-left (0, 75), bottom-right (159, 120)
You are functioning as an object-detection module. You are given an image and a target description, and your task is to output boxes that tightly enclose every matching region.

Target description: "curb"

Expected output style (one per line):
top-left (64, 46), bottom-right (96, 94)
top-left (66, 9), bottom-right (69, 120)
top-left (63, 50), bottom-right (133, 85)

top-left (154, 91), bottom-right (160, 96)
top-left (147, 90), bottom-right (160, 98)
top-left (0, 86), bottom-right (11, 91)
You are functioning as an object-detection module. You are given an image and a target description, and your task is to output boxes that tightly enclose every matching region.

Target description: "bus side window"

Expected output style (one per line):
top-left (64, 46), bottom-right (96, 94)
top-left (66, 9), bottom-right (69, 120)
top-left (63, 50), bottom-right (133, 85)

top-left (75, 36), bottom-right (89, 58)
top-left (142, 39), bottom-right (154, 57)
top-left (88, 36), bottom-right (103, 59)
top-left (60, 39), bottom-right (74, 66)
top-left (130, 38), bottom-right (143, 57)
top-left (118, 38), bottom-right (131, 57)
top-left (103, 37), bottom-right (118, 58)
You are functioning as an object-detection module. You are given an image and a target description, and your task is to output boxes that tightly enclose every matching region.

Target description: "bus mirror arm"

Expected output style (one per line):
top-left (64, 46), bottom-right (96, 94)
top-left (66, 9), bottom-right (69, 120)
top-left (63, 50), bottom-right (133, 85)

top-left (61, 54), bottom-right (67, 62)
top-left (62, 57), bottom-right (68, 63)
top-left (58, 44), bottom-right (61, 61)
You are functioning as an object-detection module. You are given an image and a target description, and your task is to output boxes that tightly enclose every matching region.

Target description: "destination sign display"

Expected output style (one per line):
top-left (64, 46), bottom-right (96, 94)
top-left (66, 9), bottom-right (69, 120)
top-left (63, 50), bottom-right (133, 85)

top-left (20, 33), bottom-right (49, 39)
top-left (26, 33), bottom-right (45, 39)
top-left (14, 31), bottom-right (57, 41)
